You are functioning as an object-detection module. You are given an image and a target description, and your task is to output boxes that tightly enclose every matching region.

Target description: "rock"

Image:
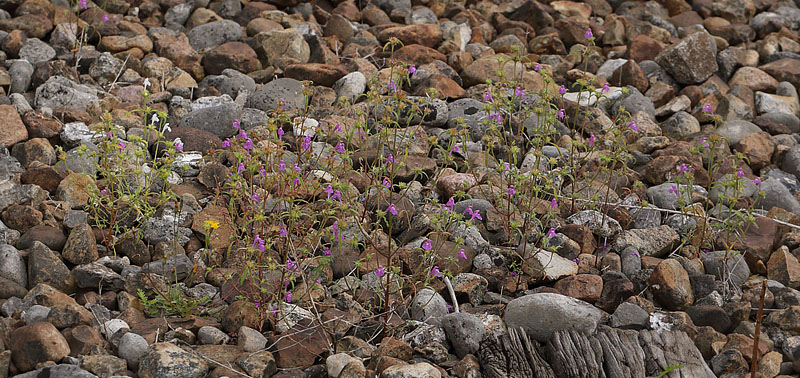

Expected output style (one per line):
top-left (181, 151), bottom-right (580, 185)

top-left (247, 78), bottom-right (305, 112)
top-left (10, 60), bottom-right (34, 94)
top-left (138, 342), bottom-right (208, 378)
top-left (609, 301), bottom-right (650, 329)
top-left (567, 210), bottom-right (622, 237)
top-left (760, 59), bottom-right (800, 88)
top-left (177, 102), bottom-right (243, 139)
top-left (410, 288), bottom-right (448, 323)
top-left (649, 259), bottom-right (694, 310)
top-left (554, 274), bottom-right (603, 303)
top-left (250, 29), bottom-right (310, 69)
top-left (756, 92), bottom-right (799, 116)
top-left (203, 42), bottom-right (261, 75)
top-left (452, 273), bottom-right (487, 306)
top-left (284, 63), bottom-right (347, 87)
top-left (187, 20), bottom-right (242, 50)
top-left (655, 31), bottom-right (718, 85)
top-left (0, 243), bottom-right (27, 287)
top-left (142, 254), bottom-right (193, 281)
top-left (439, 312), bottom-right (485, 358)
top-left (0, 104), bottom-right (27, 148)
top-left (238, 326), bottom-right (267, 352)
top-left (660, 111), bottom-right (700, 139)
top-left (729, 66), bottom-right (779, 92)
top-left (504, 293), bottom-right (605, 342)
top-left (34, 76), bottom-right (99, 110)
top-left (612, 226), bottom-right (680, 258)
top-left (755, 177), bottom-right (800, 215)
top-left (119, 332), bottom-right (149, 370)
top-left (62, 223), bottom-right (98, 265)
top-left (522, 248), bottom-right (579, 281)
top-left (768, 246), bottom-right (800, 289)
top-left (327, 353), bottom-right (362, 378)
top-left (198, 326), bottom-right (230, 345)
top-left (19, 38), bottom-right (55, 65)
top-left (27, 241), bottom-right (73, 292)
top-left (81, 354), bottom-right (127, 377)
top-left (377, 24), bottom-right (442, 48)
top-left (381, 362), bottom-right (441, 378)
top-left (10, 322), bottom-right (71, 372)
top-left (333, 71), bottom-right (367, 102)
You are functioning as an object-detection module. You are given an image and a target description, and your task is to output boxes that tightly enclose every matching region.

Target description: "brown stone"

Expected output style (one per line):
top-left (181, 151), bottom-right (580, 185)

top-left (63, 325), bottom-right (105, 357)
top-left (153, 33), bottom-right (204, 80)
top-left (649, 259), bottom-right (694, 310)
top-left (413, 74), bottom-right (464, 99)
top-left (732, 217), bottom-right (777, 274)
top-left (203, 41), bottom-right (261, 75)
top-left (628, 34), bottom-right (665, 62)
top-left (554, 274), bottom-right (603, 303)
top-left (734, 131), bottom-right (775, 171)
top-left (372, 337), bottom-right (412, 361)
top-left (768, 246), bottom-right (800, 289)
top-left (394, 44), bottom-right (446, 66)
top-left (729, 66), bottom-right (779, 93)
top-left (760, 58), bottom-right (800, 89)
top-left (284, 63), bottom-right (347, 87)
top-left (609, 59), bottom-right (648, 93)
top-left (0, 14), bottom-right (52, 39)
top-left (376, 24), bottom-right (443, 48)
top-left (0, 105), bottom-right (28, 148)
top-left (1, 204), bottom-right (42, 233)
top-left (274, 319), bottom-right (331, 369)
top-left (9, 322), bottom-right (70, 372)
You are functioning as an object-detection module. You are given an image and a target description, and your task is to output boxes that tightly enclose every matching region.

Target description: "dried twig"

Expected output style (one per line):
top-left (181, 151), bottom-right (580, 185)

top-left (751, 279), bottom-right (767, 378)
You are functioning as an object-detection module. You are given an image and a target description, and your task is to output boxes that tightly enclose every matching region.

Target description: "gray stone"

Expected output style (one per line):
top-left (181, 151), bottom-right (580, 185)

top-left (373, 0), bottom-right (411, 14)
top-left (655, 31), bottom-right (718, 85)
top-left (88, 52), bottom-right (125, 85)
top-left (756, 92), bottom-right (799, 116)
top-left (27, 241), bottom-right (72, 292)
top-left (446, 98), bottom-right (489, 142)
top-left (504, 293), bottom-right (605, 342)
top-left (655, 95), bottom-right (692, 118)
top-left (21, 304), bottom-right (50, 324)
top-left (611, 86), bottom-right (656, 121)
top-left (700, 250), bottom-right (751, 287)
top-left (567, 210), bottom-right (622, 237)
top-left (781, 145), bottom-right (800, 185)
top-left (119, 332), bottom-right (149, 370)
top-left (717, 120), bottom-right (762, 145)
top-left (326, 353), bottom-right (363, 378)
top-left (597, 58), bottom-right (628, 79)
top-left (59, 122), bottom-right (93, 149)
top-left (14, 364), bottom-right (98, 378)
top-left (72, 263), bottom-right (125, 290)
top-left (176, 102), bottom-right (244, 140)
top-left (405, 7), bottom-right (437, 24)
top-left (646, 182), bottom-right (706, 210)
top-left (0, 243), bottom-right (27, 287)
top-left (9, 59), bottom-right (33, 94)
top-left (410, 288), bottom-right (449, 323)
top-left (197, 326), bottom-right (229, 345)
top-left (402, 323), bottom-right (447, 348)
top-left (165, 3), bottom-right (193, 26)
top-left (381, 362), bottom-right (441, 378)
top-left (660, 111), bottom-right (700, 139)
top-left (439, 312), bottom-right (485, 358)
top-left (187, 20), bottom-right (242, 50)
top-left (777, 81), bottom-right (798, 99)
top-left (199, 69), bottom-right (256, 99)
top-left (18, 39), bottom-right (55, 65)
top-left (35, 76), bottom-right (100, 110)
top-left (138, 342), bottom-right (208, 378)
top-left (333, 71), bottom-right (367, 102)
top-left (250, 29), bottom-right (310, 69)
top-left (764, 168), bottom-right (800, 194)
top-left (755, 177), bottom-right (800, 215)
top-left (612, 225), bottom-right (680, 258)
top-left (141, 253), bottom-right (193, 281)
top-left (247, 78), bottom-right (305, 112)
top-left (609, 301), bottom-right (649, 329)
top-left (238, 326), bottom-right (266, 352)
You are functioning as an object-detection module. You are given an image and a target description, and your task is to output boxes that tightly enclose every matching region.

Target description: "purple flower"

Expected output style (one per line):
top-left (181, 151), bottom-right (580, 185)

top-left (700, 137), bottom-right (708, 146)
top-left (387, 80), bottom-right (396, 92)
top-left (277, 127), bottom-right (284, 140)
top-left (334, 123), bottom-right (342, 133)
top-left (550, 198), bottom-right (558, 209)
top-left (679, 163), bottom-right (688, 173)
top-left (233, 119), bottom-right (240, 130)
top-left (238, 129), bottom-right (248, 140)
top-left (253, 234), bottom-right (265, 252)
top-left (376, 265), bottom-right (385, 277)
top-left (278, 160), bottom-right (286, 171)
top-left (387, 203), bottom-right (398, 215)
top-left (286, 259), bottom-right (297, 271)
top-left (572, 257), bottom-right (580, 264)
top-left (332, 190), bottom-right (342, 201)
top-left (279, 227), bottom-right (288, 237)
top-left (302, 135), bottom-right (312, 151)
top-left (387, 154), bottom-right (394, 163)
top-left (464, 205), bottom-right (482, 221)
top-left (631, 251), bottom-right (640, 257)
top-left (283, 291), bottom-right (292, 302)
top-left (737, 168), bottom-right (745, 178)
top-left (489, 112), bottom-right (502, 123)
top-left (752, 177), bottom-right (762, 187)
top-left (324, 184), bottom-right (334, 198)
top-left (118, 141), bottom-right (126, 148)
top-left (294, 163), bottom-right (301, 172)
top-left (222, 138), bottom-right (231, 148)
top-left (408, 64), bottom-right (416, 75)
top-left (557, 108), bottom-right (565, 120)
top-left (602, 82), bottom-right (609, 93)
top-left (457, 248), bottom-right (467, 260)
top-left (703, 103), bottom-right (713, 114)
top-left (382, 177), bottom-right (391, 188)
top-left (449, 144), bottom-right (459, 155)
top-left (584, 28), bottom-right (593, 39)
top-left (483, 91), bottom-right (493, 102)
top-left (100, 188), bottom-right (109, 195)
top-left (534, 63), bottom-right (541, 72)
top-left (79, 0), bottom-right (87, 9)
top-left (430, 266), bottom-right (442, 277)
top-left (102, 13), bottom-right (109, 22)
top-left (237, 162), bottom-right (245, 174)
top-left (243, 138), bottom-right (253, 151)
top-left (422, 239), bottom-right (433, 251)
top-left (510, 271), bottom-right (517, 277)
top-left (323, 247), bottom-right (331, 256)
top-left (559, 85), bottom-right (566, 95)
top-left (668, 184), bottom-right (678, 195)
top-left (251, 192), bottom-right (260, 202)
top-left (507, 185), bottom-right (515, 196)
top-left (588, 134), bottom-right (595, 144)
top-left (335, 141), bottom-right (346, 154)
top-left (628, 120), bottom-right (638, 131)
top-left (546, 227), bottom-right (557, 238)
top-left (515, 87), bottom-right (525, 97)
top-left (259, 166), bottom-right (266, 176)
top-left (175, 141), bottom-right (183, 151)
top-left (445, 197), bottom-right (455, 211)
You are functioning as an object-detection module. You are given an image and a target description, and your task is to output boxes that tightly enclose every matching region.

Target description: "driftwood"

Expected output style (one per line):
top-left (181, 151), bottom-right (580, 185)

top-left (480, 326), bottom-right (715, 378)
top-left (479, 327), bottom-right (556, 378)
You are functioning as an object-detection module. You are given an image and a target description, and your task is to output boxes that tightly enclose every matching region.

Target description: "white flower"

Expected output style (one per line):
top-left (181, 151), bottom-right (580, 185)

top-left (162, 123), bottom-right (171, 133)
top-left (151, 113), bottom-right (159, 125)
top-left (142, 78), bottom-right (150, 90)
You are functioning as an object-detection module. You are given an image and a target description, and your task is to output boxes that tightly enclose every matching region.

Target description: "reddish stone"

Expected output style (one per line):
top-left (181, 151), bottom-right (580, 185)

top-left (377, 24), bottom-right (443, 48)
top-left (203, 41), bottom-right (261, 75)
top-left (413, 74), bottom-right (464, 99)
top-left (628, 34), bottom-right (664, 63)
top-left (393, 44), bottom-right (446, 66)
top-left (609, 59), bottom-right (649, 93)
top-left (274, 319), bottom-right (331, 369)
top-left (284, 63), bottom-right (347, 87)
top-left (554, 274), bottom-right (603, 303)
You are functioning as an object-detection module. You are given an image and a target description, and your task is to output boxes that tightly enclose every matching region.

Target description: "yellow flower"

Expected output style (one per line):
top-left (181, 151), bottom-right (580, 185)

top-left (204, 220), bottom-right (220, 230)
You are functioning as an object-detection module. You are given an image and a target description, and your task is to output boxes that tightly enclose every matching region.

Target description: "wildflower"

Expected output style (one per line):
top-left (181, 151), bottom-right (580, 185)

top-left (534, 63), bottom-right (541, 71)
top-left (278, 160), bottom-right (286, 171)
top-left (628, 120), bottom-right (638, 131)
top-left (515, 87), bottom-right (525, 97)
top-left (510, 271), bottom-right (517, 277)
top-left (668, 184), bottom-right (678, 195)
top-left (332, 190), bottom-right (342, 201)
top-left (736, 168), bottom-right (745, 178)
top-left (204, 220), bottom-right (220, 229)
top-left (324, 184), bottom-right (334, 198)
top-left (588, 134), bottom-right (595, 144)
top-left (557, 109), bottom-right (565, 119)
top-left (302, 135), bottom-right (312, 151)
top-left (323, 247), bottom-right (331, 256)
top-left (679, 163), bottom-right (688, 173)
top-left (422, 239), bottom-right (432, 251)
top-left (251, 192), bottom-right (260, 202)
top-left (253, 234), bottom-right (265, 252)
top-left (100, 188), bottom-right (109, 195)
top-left (489, 112), bottom-right (502, 123)
top-left (457, 249), bottom-right (467, 260)
top-left (699, 137), bottom-right (708, 147)
top-left (162, 123), bottom-right (171, 133)
top-left (376, 265), bottom-right (385, 277)
top-left (752, 177), bottom-right (762, 187)
top-left (277, 127), bottom-right (284, 139)
top-left (294, 163), bottom-right (301, 171)
top-left (283, 291), bottom-right (292, 302)
top-left (118, 141), bottom-right (126, 148)
top-left (447, 304), bottom-right (453, 311)
top-left (546, 227), bottom-right (557, 238)
top-left (507, 185), bottom-right (515, 196)
top-left (602, 82), bottom-right (610, 93)
top-left (286, 259), bottom-right (297, 271)
top-left (550, 198), bottom-right (558, 209)
top-left (102, 13), bottom-right (109, 22)
top-left (382, 177), bottom-right (391, 188)
top-left (243, 138), bottom-right (253, 151)
top-left (331, 223), bottom-right (341, 242)
top-left (584, 28), bottom-right (593, 39)
top-left (143, 78), bottom-right (150, 89)
top-left (464, 205), bottom-right (482, 221)
top-left (449, 144), bottom-right (459, 155)
top-left (559, 85), bottom-right (566, 95)
top-left (387, 80), bottom-right (396, 92)
top-left (631, 251), bottom-right (639, 257)
top-left (232, 119), bottom-right (240, 130)
top-left (333, 123), bottom-right (342, 133)
top-left (279, 227), bottom-right (288, 237)
top-left (387, 203), bottom-right (398, 215)
top-left (443, 197), bottom-right (455, 211)
top-left (259, 166), bottom-right (266, 176)
top-left (222, 138), bottom-right (231, 148)
top-left (175, 140), bottom-right (183, 151)
top-left (238, 129), bottom-right (248, 140)
top-left (572, 258), bottom-right (580, 264)
top-left (237, 162), bottom-right (245, 174)
top-left (430, 266), bottom-right (442, 277)
top-left (335, 141), bottom-right (346, 154)
top-left (79, 0), bottom-right (87, 9)
top-left (483, 91), bottom-right (493, 102)
top-left (151, 113), bottom-right (159, 125)
top-left (408, 64), bottom-right (416, 75)
top-left (702, 103), bottom-right (713, 114)
top-left (387, 154), bottom-right (394, 163)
